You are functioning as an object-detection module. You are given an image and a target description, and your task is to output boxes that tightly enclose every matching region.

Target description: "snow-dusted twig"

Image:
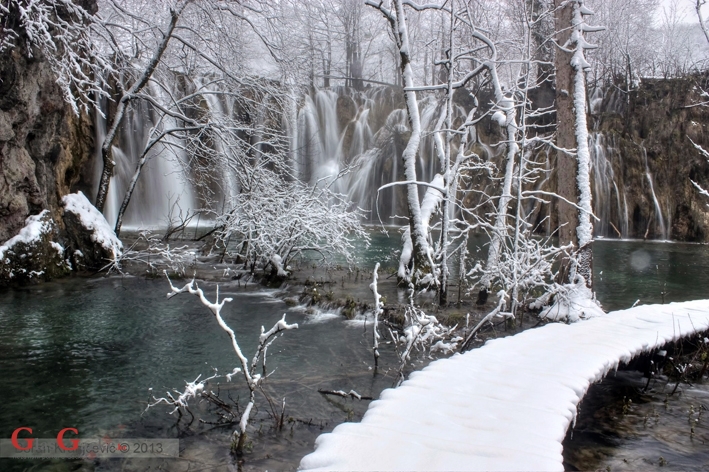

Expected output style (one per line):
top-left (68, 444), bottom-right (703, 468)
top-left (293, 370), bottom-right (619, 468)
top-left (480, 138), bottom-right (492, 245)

top-left (461, 291), bottom-right (510, 352)
top-left (318, 389), bottom-right (373, 401)
top-left (105, 231), bottom-right (193, 275)
top-left (163, 272), bottom-right (298, 455)
top-left (370, 263), bottom-right (383, 368)
top-left (392, 300), bottom-right (459, 387)
top-left (146, 373), bottom-right (220, 425)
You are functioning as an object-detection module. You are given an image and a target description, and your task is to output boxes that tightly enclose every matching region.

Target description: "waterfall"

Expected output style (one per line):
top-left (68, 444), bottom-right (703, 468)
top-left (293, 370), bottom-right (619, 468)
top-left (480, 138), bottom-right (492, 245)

top-left (296, 87), bottom-right (400, 220)
top-left (589, 133), bottom-right (627, 238)
top-left (642, 146), bottom-right (669, 240)
top-left (291, 87), bottom-right (474, 223)
top-left (589, 86), bottom-right (604, 115)
top-left (589, 133), bottom-right (673, 240)
top-left (96, 82), bottom-right (195, 230)
top-left (92, 83), bottom-right (680, 242)
top-left (196, 79), bottom-right (240, 209)
top-left (296, 91), bottom-right (343, 187)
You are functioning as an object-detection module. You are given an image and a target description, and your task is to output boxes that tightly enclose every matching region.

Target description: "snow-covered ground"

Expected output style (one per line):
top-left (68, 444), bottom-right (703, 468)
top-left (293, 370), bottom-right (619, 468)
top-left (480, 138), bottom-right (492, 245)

top-left (299, 299), bottom-right (709, 471)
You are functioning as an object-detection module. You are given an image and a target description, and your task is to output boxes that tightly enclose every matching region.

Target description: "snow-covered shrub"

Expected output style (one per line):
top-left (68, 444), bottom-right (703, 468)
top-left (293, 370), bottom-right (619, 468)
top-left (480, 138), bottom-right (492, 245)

top-left (390, 302), bottom-right (460, 385)
top-left (108, 230), bottom-right (193, 276)
top-left (534, 275), bottom-right (604, 322)
top-left (468, 233), bottom-right (569, 318)
top-left (215, 167), bottom-right (367, 275)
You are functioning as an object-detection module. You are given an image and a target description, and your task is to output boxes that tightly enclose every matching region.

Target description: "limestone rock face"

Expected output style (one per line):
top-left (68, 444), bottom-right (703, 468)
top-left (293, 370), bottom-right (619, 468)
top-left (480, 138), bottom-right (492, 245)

top-left (0, 1), bottom-right (98, 284)
top-left (589, 77), bottom-right (709, 241)
top-left (0, 6), bottom-right (95, 244)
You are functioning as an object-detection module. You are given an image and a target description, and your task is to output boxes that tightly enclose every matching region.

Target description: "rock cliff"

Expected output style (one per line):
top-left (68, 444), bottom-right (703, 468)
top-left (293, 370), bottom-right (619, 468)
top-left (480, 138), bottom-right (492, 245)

top-left (0, 0), bottom-right (100, 284)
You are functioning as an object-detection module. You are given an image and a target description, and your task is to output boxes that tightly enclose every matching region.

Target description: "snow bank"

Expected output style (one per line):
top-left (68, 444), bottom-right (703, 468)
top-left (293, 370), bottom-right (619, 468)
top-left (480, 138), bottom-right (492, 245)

top-left (539, 276), bottom-right (604, 322)
top-left (62, 191), bottom-right (122, 257)
top-left (299, 299), bottom-right (709, 471)
top-left (0, 210), bottom-right (54, 261)
top-left (270, 254), bottom-right (288, 277)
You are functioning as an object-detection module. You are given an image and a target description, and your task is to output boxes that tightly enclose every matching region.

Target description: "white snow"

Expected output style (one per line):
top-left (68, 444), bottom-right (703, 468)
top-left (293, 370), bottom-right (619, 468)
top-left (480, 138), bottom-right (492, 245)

top-left (50, 241), bottom-right (64, 257)
top-left (570, 1), bottom-right (596, 247)
top-left (398, 175), bottom-right (444, 279)
top-left (270, 254), bottom-right (288, 277)
top-left (62, 191), bottom-right (123, 257)
top-left (299, 299), bottom-right (709, 471)
top-left (539, 276), bottom-right (605, 322)
top-left (491, 110), bottom-right (506, 126)
top-left (0, 210), bottom-right (53, 261)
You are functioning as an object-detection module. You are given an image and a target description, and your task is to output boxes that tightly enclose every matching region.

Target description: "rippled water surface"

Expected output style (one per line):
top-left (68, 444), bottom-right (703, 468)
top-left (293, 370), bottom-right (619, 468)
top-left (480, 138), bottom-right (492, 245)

top-left (0, 237), bottom-right (708, 470)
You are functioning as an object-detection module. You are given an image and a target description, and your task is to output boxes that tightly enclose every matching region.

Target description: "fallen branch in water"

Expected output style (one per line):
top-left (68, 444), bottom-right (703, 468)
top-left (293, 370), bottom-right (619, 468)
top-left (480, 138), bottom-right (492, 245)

top-left (318, 389), bottom-right (373, 400)
top-left (158, 272), bottom-right (297, 455)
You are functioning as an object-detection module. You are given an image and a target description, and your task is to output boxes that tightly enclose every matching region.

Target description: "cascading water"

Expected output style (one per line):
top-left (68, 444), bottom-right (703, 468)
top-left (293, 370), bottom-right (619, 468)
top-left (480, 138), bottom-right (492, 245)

top-left (293, 86), bottom-right (470, 223)
top-left (95, 82), bottom-right (195, 230)
top-left (589, 132), bottom-right (628, 238)
top-left (196, 79), bottom-right (240, 209)
top-left (96, 81), bottom-right (678, 242)
top-left (642, 145), bottom-right (669, 240)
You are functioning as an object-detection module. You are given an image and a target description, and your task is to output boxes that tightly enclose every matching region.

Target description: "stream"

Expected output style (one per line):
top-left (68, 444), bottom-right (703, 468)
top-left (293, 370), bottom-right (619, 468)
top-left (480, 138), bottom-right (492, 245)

top-left (0, 237), bottom-right (708, 471)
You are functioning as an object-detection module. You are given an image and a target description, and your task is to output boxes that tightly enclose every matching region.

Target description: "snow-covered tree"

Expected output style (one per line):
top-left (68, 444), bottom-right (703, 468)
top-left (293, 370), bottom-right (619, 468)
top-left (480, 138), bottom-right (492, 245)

top-left (366, 0), bottom-right (439, 286)
top-left (553, 0), bottom-right (602, 288)
top-left (366, 0), bottom-right (568, 315)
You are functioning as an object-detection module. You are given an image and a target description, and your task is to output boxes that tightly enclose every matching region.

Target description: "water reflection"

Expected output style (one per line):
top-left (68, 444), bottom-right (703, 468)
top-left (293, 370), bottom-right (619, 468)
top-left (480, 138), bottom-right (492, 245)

top-left (564, 371), bottom-right (709, 471)
top-left (0, 238), bottom-right (708, 470)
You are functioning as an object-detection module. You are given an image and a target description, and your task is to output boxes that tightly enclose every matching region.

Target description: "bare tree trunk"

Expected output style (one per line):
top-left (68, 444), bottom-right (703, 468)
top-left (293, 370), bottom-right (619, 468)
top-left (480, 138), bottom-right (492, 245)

top-left (438, 2), bottom-right (455, 306)
top-left (368, 0), bottom-right (434, 280)
top-left (697, 0), bottom-right (709, 45)
top-left (95, 2), bottom-right (188, 213)
top-left (479, 65), bottom-right (519, 294)
top-left (555, 0), bottom-right (597, 287)
top-left (554, 0), bottom-right (578, 284)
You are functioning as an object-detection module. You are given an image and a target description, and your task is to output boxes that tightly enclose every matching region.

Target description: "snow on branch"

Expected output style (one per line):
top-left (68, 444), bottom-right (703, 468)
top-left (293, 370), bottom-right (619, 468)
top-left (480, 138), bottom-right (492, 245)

top-left (370, 263), bottom-right (384, 367)
top-left (162, 273), bottom-right (298, 454)
top-left (1, 0), bottom-right (115, 115)
top-left (689, 137), bottom-right (709, 204)
top-left (390, 300), bottom-right (459, 386)
top-left (147, 372), bottom-right (219, 417)
top-left (318, 389), bottom-right (374, 401)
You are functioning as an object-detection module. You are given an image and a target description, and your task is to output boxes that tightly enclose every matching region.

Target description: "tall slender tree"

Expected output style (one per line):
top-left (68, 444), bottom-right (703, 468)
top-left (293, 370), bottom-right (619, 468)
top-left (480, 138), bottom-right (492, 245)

top-left (554, 0), bottom-right (602, 287)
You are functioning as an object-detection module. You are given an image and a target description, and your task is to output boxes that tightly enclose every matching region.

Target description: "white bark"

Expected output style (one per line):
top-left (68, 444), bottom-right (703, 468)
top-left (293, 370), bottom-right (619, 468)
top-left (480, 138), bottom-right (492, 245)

top-left (367, 0), bottom-right (435, 281)
top-left (570, 1), bottom-right (595, 248)
top-left (480, 66), bottom-right (520, 291)
top-left (164, 274), bottom-right (297, 453)
top-left (370, 263), bottom-right (383, 367)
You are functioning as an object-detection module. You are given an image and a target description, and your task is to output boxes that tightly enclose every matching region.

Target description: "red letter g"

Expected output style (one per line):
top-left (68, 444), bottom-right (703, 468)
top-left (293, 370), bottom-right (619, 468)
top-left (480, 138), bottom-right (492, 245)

top-left (56, 428), bottom-right (79, 451)
top-left (11, 427), bottom-right (34, 451)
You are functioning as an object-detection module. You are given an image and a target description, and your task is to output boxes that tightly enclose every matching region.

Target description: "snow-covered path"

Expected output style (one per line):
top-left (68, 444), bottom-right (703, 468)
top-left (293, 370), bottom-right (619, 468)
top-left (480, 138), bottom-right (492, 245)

top-left (299, 299), bottom-right (709, 471)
